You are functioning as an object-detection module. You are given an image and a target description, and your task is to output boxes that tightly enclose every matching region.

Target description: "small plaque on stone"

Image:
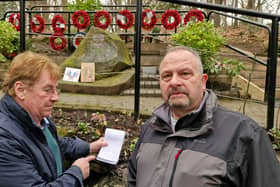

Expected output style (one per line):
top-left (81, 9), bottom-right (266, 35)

top-left (81, 63), bottom-right (95, 82)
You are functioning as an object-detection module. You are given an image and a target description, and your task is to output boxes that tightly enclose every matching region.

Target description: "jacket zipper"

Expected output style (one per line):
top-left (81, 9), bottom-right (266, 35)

top-left (169, 149), bottom-right (182, 187)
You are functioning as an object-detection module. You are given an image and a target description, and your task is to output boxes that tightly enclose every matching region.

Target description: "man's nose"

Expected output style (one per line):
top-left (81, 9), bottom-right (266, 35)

top-left (169, 74), bottom-right (182, 86)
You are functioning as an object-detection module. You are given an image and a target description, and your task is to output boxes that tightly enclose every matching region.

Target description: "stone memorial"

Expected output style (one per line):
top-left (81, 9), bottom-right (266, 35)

top-left (62, 27), bottom-right (133, 80)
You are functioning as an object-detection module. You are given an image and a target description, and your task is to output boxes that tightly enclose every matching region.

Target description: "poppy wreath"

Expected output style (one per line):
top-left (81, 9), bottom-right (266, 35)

top-left (72, 10), bottom-right (90, 29)
top-left (30, 15), bottom-right (45, 33)
top-left (184, 9), bottom-right (204, 24)
top-left (49, 33), bottom-right (67, 51)
top-left (161, 10), bottom-right (181, 30)
top-left (72, 32), bottom-right (85, 48)
top-left (9, 13), bottom-right (20, 31)
top-left (52, 15), bottom-right (66, 34)
top-left (116, 9), bottom-right (134, 30)
top-left (93, 10), bottom-right (111, 30)
top-left (142, 9), bottom-right (157, 30)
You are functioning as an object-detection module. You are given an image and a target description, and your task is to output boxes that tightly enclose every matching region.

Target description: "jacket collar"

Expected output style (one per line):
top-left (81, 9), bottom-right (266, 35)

top-left (151, 90), bottom-right (217, 137)
top-left (0, 94), bottom-right (43, 133)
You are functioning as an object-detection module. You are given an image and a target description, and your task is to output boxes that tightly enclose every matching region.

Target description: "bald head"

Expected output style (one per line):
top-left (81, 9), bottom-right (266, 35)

top-left (160, 46), bottom-right (203, 75)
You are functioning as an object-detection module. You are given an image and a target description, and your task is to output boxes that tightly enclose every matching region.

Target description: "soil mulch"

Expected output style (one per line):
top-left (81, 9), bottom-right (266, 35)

top-left (50, 108), bottom-right (146, 162)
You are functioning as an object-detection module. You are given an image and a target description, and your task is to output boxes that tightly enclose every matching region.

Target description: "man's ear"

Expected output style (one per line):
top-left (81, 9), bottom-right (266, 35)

top-left (14, 81), bottom-right (26, 100)
top-left (202, 74), bottom-right (208, 91)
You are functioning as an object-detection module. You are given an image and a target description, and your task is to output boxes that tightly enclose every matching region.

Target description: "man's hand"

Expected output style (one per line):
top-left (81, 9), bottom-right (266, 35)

top-left (72, 155), bottom-right (96, 179)
top-left (89, 137), bottom-right (108, 153)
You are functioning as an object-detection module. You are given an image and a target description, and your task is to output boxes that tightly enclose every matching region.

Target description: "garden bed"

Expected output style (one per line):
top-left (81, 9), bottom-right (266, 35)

top-left (51, 108), bottom-right (146, 162)
top-left (50, 107), bottom-right (147, 186)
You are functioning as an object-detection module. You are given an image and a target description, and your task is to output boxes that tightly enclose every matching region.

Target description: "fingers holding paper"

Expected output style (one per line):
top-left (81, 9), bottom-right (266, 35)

top-left (89, 137), bottom-right (108, 153)
top-left (72, 155), bottom-right (96, 179)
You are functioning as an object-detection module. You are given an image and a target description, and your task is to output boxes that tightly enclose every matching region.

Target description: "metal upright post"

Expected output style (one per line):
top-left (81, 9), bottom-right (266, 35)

top-left (68, 12), bottom-right (71, 52)
top-left (20, 0), bottom-right (26, 52)
top-left (266, 18), bottom-right (279, 130)
top-left (134, 0), bottom-right (142, 120)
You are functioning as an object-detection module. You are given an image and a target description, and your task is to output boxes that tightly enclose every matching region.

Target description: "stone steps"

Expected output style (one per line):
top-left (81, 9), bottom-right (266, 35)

top-left (218, 47), bottom-right (280, 100)
top-left (121, 73), bottom-right (161, 97)
top-left (121, 88), bottom-right (162, 97)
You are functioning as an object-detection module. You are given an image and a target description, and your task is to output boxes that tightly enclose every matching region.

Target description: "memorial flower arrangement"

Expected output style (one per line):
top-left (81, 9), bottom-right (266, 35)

top-left (49, 33), bottom-right (67, 51)
top-left (184, 9), bottom-right (204, 24)
top-left (51, 14), bottom-right (66, 34)
top-left (93, 10), bottom-right (111, 30)
top-left (30, 14), bottom-right (45, 33)
top-left (72, 10), bottom-right (90, 29)
top-left (142, 9), bottom-right (157, 30)
top-left (8, 13), bottom-right (20, 31)
top-left (116, 9), bottom-right (134, 30)
top-left (161, 10), bottom-right (181, 30)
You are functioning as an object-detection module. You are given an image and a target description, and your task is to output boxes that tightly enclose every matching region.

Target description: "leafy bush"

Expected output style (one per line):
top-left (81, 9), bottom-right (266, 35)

top-left (171, 21), bottom-right (246, 76)
top-left (67, 0), bottom-right (101, 11)
top-left (269, 128), bottom-right (280, 151)
top-left (0, 21), bottom-right (19, 58)
top-left (152, 26), bottom-right (161, 34)
top-left (0, 53), bottom-right (7, 63)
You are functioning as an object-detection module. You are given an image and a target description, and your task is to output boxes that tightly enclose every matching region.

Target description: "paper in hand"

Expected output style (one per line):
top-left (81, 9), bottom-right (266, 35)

top-left (97, 128), bottom-right (126, 165)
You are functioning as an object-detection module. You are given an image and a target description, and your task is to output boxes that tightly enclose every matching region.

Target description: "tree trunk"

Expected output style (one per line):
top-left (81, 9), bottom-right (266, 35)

top-left (222, 0), bottom-right (227, 27)
top-left (233, 0), bottom-right (238, 27)
top-left (246, 0), bottom-right (256, 10)
top-left (213, 0), bottom-right (223, 27)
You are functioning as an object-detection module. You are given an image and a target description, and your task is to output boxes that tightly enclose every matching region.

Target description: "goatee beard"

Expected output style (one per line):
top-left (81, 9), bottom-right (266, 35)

top-left (167, 88), bottom-right (190, 108)
top-left (168, 99), bottom-right (190, 108)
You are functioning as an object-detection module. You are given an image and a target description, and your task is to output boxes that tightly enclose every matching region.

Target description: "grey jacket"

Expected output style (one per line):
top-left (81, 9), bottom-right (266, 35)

top-left (128, 90), bottom-right (280, 187)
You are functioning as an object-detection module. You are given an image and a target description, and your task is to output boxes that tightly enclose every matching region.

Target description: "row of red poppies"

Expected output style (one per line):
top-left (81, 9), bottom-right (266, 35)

top-left (8, 9), bottom-right (204, 33)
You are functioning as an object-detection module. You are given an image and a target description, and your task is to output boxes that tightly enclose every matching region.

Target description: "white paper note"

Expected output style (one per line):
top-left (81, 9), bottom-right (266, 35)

top-left (97, 128), bottom-right (126, 165)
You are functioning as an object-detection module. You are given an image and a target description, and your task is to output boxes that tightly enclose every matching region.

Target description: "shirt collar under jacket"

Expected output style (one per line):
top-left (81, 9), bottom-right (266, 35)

top-left (169, 91), bottom-right (208, 132)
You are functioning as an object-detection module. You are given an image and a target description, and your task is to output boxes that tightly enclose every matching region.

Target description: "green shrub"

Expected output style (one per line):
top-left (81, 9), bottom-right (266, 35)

top-left (0, 53), bottom-right (7, 62)
top-left (152, 26), bottom-right (161, 34)
top-left (67, 0), bottom-right (101, 11)
top-left (0, 21), bottom-right (19, 57)
top-left (171, 21), bottom-right (246, 76)
top-left (269, 128), bottom-right (280, 151)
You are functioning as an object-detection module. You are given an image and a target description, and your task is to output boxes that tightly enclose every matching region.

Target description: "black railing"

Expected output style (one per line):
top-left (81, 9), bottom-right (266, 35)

top-left (208, 11), bottom-right (270, 66)
top-left (1, 9), bottom-right (199, 52)
top-left (29, 4), bottom-right (150, 10)
top-left (3, 1), bottom-right (279, 130)
top-left (208, 11), bottom-right (272, 100)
